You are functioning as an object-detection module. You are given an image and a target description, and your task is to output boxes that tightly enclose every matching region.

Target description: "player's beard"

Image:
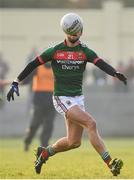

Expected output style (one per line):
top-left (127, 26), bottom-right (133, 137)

top-left (68, 37), bottom-right (80, 44)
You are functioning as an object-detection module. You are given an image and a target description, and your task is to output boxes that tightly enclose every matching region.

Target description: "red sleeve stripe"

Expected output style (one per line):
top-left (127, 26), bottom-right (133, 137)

top-left (93, 57), bottom-right (101, 64)
top-left (37, 55), bottom-right (44, 64)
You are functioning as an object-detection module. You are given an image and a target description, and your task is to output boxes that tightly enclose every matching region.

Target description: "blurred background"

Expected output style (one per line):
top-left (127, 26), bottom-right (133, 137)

top-left (0, 0), bottom-right (134, 141)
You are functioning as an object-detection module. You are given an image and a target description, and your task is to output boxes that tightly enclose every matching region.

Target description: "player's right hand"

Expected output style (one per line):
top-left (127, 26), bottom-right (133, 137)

top-left (7, 81), bottom-right (20, 101)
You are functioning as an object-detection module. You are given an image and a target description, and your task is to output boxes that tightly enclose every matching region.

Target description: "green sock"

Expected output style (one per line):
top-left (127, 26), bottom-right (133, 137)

top-left (46, 145), bottom-right (56, 156)
top-left (101, 151), bottom-right (112, 167)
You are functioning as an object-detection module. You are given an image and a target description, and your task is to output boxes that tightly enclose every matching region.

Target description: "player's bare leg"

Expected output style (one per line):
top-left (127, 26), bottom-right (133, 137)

top-left (66, 105), bottom-right (107, 154)
top-left (66, 105), bottom-right (123, 176)
top-left (52, 118), bottom-right (83, 152)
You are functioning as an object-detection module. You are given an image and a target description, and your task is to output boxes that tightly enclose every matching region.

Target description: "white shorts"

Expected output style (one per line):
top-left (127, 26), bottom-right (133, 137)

top-left (53, 95), bottom-right (85, 117)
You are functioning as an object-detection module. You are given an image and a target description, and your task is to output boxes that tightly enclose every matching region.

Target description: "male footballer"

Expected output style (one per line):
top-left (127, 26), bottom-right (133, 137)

top-left (7, 13), bottom-right (127, 176)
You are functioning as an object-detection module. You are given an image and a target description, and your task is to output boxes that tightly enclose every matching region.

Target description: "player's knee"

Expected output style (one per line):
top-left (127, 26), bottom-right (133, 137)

top-left (87, 119), bottom-right (97, 131)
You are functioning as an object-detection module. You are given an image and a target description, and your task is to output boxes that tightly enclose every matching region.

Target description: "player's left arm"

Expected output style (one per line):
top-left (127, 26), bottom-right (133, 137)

top-left (94, 58), bottom-right (127, 85)
top-left (85, 47), bottom-right (127, 85)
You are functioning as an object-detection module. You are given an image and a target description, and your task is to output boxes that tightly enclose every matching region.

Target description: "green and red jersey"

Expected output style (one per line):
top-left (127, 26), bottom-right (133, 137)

top-left (37, 40), bottom-right (100, 96)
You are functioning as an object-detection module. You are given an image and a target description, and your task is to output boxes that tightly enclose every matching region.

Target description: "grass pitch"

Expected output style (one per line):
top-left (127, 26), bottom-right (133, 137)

top-left (0, 138), bottom-right (134, 179)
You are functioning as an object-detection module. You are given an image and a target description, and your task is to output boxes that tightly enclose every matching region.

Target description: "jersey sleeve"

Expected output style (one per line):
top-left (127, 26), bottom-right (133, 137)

top-left (84, 47), bottom-right (101, 64)
top-left (37, 47), bottom-right (55, 64)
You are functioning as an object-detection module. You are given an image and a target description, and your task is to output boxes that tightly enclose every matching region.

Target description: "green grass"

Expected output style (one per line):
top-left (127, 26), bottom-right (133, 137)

top-left (0, 138), bottom-right (134, 179)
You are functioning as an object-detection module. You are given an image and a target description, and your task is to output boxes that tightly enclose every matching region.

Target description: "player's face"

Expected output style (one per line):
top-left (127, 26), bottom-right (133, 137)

top-left (66, 31), bottom-right (82, 43)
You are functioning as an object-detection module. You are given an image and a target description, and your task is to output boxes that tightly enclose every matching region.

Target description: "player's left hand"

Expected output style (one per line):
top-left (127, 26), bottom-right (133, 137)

top-left (7, 81), bottom-right (20, 101)
top-left (114, 72), bottom-right (127, 85)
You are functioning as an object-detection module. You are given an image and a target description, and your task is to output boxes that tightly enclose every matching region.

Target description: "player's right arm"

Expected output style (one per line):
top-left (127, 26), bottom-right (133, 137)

top-left (7, 47), bottom-right (54, 102)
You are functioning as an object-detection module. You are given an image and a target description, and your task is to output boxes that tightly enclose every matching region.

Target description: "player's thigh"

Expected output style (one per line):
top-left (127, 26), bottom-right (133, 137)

top-left (66, 118), bottom-right (83, 143)
top-left (66, 105), bottom-right (95, 128)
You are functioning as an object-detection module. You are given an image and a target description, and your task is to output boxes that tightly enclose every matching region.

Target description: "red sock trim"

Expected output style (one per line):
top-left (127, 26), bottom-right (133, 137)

top-left (42, 149), bottom-right (49, 159)
top-left (105, 157), bottom-right (112, 168)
